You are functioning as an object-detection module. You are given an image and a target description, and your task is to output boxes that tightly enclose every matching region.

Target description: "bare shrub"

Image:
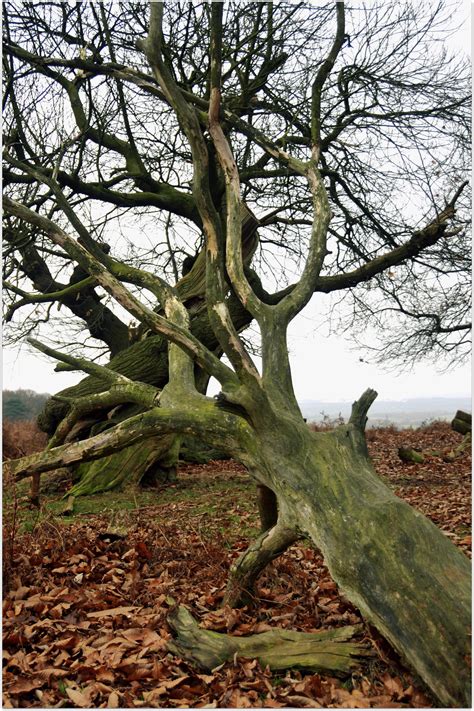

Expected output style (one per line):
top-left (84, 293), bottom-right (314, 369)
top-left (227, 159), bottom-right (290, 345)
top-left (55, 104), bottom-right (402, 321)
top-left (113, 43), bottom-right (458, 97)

top-left (308, 412), bottom-right (345, 432)
top-left (3, 419), bottom-right (48, 461)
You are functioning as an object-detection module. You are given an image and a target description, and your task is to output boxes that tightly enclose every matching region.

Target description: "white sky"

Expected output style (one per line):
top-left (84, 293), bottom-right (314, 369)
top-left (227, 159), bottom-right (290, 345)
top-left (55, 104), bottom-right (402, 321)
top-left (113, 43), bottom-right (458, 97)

top-left (2, 1), bottom-right (471, 402)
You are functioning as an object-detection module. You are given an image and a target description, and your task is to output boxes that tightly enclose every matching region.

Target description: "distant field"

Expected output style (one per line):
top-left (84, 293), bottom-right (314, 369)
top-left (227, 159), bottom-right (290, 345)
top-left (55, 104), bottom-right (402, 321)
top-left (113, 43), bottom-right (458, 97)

top-left (301, 396), bottom-right (471, 428)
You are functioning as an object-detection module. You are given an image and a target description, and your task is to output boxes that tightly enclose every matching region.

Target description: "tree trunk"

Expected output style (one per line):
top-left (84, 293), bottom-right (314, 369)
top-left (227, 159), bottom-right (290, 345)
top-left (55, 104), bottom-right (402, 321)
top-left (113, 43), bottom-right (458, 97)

top-left (207, 388), bottom-right (471, 705)
top-left (68, 434), bottom-right (180, 497)
top-left (36, 208), bottom-right (260, 496)
top-left (167, 605), bottom-right (371, 676)
top-left (235, 411), bottom-right (471, 707)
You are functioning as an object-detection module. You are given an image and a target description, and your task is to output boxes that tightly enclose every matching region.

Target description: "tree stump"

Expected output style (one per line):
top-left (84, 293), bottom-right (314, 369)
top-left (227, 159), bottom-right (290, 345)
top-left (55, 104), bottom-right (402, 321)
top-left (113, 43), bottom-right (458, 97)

top-left (451, 410), bottom-right (471, 436)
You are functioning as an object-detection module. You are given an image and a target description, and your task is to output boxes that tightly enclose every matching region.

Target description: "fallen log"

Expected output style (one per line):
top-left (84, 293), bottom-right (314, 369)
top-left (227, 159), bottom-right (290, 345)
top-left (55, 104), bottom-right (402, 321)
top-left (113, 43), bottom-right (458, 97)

top-left (398, 447), bottom-right (424, 464)
top-left (167, 605), bottom-right (372, 676)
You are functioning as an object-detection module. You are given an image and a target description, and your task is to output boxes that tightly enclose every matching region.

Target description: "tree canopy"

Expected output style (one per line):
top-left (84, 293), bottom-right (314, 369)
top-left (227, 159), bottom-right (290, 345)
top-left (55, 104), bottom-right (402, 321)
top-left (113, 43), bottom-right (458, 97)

top-left (3, 1), bottom-right (470, 367)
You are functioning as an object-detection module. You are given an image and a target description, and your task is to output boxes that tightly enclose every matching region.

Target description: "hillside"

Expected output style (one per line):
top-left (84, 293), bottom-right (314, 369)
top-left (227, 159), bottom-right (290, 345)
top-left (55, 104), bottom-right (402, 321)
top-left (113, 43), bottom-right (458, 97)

top-left (3, 389), bottom-right (51, 422)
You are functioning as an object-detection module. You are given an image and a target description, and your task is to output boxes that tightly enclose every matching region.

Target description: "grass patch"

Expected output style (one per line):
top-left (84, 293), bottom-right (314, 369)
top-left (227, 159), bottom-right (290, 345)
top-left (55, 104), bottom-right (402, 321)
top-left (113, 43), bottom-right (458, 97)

top-left (3, 464), bottom-right (260, 542)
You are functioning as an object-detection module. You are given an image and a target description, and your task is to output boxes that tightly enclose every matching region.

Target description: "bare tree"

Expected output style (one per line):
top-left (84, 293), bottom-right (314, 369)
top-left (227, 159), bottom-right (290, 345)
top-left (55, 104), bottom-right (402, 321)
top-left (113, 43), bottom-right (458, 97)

top-left (3, 0), bottom-right (470, 491)
top-left (2, 2), bottom-right (471, 705)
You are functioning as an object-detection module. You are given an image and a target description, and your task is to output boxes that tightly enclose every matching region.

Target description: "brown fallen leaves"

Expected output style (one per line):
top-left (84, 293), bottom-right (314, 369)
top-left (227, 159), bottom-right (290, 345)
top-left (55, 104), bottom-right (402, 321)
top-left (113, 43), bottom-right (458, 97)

top-left (3, 423), bottom-right (470, 708)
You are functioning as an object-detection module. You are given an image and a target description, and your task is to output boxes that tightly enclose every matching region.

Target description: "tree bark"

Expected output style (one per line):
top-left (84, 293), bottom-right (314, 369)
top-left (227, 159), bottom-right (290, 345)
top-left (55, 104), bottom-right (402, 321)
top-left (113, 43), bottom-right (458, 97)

top-left (167, 605), bottom-right (371, 676)
top-left (68, 434), bottom-right (179, 496)
top-left (236, 405), bottom-right (471, 707)
top-left (452, 410), bottom-right (471, 435)
top-left (224, 520), bottom-right (300, 607)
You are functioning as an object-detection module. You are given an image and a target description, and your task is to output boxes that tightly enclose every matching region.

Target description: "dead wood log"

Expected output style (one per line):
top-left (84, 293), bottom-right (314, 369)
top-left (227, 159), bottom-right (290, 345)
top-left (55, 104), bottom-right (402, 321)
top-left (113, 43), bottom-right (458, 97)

top-left (398, 411), bottom-right (472, 464)
top-left (167, 605), bottom-right (372, 676)
top-left (398, 447), bottom-right (425, 464)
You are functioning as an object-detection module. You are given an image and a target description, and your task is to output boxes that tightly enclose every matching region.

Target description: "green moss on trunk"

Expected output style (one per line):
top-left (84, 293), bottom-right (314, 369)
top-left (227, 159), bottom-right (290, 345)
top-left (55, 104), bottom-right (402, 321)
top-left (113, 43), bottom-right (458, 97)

top-left (243, 419), bottom-right (471, 708)
top-left (69, 434), bottom-right (178, 497)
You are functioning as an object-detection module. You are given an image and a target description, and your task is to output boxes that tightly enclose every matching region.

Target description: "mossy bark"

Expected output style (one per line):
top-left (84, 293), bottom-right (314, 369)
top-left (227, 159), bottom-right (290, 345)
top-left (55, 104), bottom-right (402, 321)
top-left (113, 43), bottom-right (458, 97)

top-left (69, 434), bottom-right (179, 496)
top-left (235, 411), bottom-right (471, 708)
top-left (167, 605), bottom-right (371, 675)
top-left (224, 521), bottom-right (300, 607)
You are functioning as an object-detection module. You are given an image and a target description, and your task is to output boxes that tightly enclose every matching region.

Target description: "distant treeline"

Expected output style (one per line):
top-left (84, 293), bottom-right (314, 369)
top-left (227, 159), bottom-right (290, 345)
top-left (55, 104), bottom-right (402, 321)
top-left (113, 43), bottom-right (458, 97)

top-left (3, 389), bottom-right (50, 422)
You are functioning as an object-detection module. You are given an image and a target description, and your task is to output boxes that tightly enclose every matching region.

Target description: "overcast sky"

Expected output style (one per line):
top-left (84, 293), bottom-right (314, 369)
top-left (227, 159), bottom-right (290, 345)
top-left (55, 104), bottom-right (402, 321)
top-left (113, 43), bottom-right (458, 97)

top-left (2, 1), bottom-right (471, 403)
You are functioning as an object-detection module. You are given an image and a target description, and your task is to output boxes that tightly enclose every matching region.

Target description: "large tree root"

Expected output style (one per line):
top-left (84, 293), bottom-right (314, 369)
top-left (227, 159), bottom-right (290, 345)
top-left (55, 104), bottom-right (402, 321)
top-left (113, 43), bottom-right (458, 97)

top-left (167, 605), bottom-right (372, 675)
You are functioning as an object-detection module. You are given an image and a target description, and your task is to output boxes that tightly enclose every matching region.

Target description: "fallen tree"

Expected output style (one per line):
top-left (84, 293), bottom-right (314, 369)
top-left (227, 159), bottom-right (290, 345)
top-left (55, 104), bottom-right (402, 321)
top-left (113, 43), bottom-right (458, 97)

top-left (3, 1), bottom-right (471, 706)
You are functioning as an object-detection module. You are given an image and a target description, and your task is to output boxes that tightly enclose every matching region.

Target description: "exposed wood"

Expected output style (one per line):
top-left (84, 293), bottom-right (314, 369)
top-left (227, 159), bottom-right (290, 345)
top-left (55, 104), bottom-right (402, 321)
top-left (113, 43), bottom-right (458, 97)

top-left (167, 605), bottom-right (372, 675)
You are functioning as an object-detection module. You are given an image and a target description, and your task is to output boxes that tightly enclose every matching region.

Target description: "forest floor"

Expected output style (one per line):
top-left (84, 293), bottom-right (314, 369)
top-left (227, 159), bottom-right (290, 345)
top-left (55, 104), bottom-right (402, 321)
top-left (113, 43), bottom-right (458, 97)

top-left (3, 421), bottom-right (471, 709)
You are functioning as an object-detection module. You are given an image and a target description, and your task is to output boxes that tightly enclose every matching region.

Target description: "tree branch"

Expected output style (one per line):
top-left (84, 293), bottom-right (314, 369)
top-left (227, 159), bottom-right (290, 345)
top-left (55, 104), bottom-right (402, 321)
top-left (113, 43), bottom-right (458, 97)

top-left (28, 337), bottom-right (137, 386)
top-left (4, 276), bottom-right (96, 321)
top-left (5, 401), bottom-right (251, 481)
top-left (209, 3), bottom-right (268, 327)
top-left (48, 383), bottom-right (160, 449)
top-left (311, 2), bottom-right (346, 149)
top-left (3, 196), bottom-right (239, 390)
top-left (139, 1), bottom-right (261, 389)
top-left (315, 184), bottom-right (468, 294)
